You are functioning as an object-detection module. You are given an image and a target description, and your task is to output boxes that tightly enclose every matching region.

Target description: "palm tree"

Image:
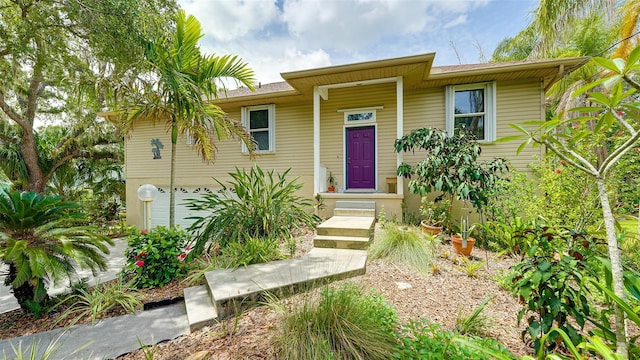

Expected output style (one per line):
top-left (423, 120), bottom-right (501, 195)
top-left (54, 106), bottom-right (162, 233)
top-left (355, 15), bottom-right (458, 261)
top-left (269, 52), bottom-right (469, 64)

top-left (0, 189), bottom-right (113, 313)
top-left (114, 10), bottom-right (256, 227)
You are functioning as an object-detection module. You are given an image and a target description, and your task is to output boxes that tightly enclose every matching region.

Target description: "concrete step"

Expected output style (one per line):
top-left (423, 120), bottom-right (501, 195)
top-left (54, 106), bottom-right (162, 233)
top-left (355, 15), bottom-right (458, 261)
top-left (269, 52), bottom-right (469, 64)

top-left (316, 216), bottom-right (375, 237)
top-left (335, 200), bottom-right (375, 210)
top-left (313, 234), bottom-right (371, 250)
top-left (333, 208), bottom-right (376, 217)
top-left (184, 285), bottom-right (218, 332)
top-left (205, 248), bottom-right (367, 319)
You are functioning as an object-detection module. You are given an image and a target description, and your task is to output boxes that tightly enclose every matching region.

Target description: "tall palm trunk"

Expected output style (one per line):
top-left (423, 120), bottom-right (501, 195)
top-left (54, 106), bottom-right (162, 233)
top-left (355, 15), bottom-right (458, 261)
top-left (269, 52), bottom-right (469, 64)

top-left (169, 121), bottom-right (177, 227)
top-left (597, 176), bottom-right (629, 358)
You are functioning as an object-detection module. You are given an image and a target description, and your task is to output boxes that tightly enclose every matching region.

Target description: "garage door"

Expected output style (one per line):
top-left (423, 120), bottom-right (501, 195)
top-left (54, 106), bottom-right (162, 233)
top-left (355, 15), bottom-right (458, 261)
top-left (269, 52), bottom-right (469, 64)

top-left (150, 186), bottom-right (215, 230)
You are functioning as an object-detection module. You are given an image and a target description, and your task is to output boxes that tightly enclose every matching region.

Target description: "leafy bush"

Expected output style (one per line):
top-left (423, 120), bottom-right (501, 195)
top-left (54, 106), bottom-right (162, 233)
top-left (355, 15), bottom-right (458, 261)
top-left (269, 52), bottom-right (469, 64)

top-left (186, 166), bottom-right (319, 255)
top-left (369, 224), bottom-right (436, 273)
top-left (55, 279), bottom-right (142, 326)
top-left (274, 283), bottom-right (398, 360)
top-left (123, 226), bottom-right (191, 288)
top-left (505, 226), bottom-right (598, 352)
top-left (482, 216), bottom-right (546, 258)
top-left (394, 319), bottom-right (512, 359)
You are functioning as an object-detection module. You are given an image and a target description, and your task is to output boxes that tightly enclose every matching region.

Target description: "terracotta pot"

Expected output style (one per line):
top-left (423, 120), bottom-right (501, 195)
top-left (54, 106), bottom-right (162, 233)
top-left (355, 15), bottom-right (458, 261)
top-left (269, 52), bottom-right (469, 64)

top-left (420, 220), bottom-right (443, 235)
top-left (451, 235), bottom-right (476, 256)
top-left (328, 186), bottom-right (335, 192)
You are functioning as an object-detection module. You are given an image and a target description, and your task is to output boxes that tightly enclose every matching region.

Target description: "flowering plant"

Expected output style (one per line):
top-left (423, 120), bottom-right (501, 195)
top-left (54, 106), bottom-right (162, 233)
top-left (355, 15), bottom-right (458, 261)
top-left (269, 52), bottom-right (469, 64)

top-left (123, 226), bottom-right (192, 288)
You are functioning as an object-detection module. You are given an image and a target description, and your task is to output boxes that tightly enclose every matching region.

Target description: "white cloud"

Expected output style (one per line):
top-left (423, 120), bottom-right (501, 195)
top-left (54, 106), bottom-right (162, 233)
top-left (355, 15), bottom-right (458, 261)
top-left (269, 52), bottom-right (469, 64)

top-left (180, 0), bottom-right (280, 41)
top-left (444, 14), bottom-right (468, 29)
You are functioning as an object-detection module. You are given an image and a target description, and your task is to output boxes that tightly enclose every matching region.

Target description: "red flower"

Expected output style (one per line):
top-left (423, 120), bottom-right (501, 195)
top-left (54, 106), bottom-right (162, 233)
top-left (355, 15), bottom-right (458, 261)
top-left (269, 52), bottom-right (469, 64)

top-left (139, 252), bottom-right (146, 257)
top-left (556, 169), bottom-right (562, 174)
top-left (140, 229), bottom-right (148, 235)
top-left (634, 147), bottom-right (640, 152)
top-left (134, 255), bottom-right (139, 260)
top-left (135, 260), bottom-right (144, 267)
top-left (186, 246), bottom-right (192, 251)
top-left (180, 253), bottom-right (187, 259)
top-left (560, 160), bottom-right (566, 165)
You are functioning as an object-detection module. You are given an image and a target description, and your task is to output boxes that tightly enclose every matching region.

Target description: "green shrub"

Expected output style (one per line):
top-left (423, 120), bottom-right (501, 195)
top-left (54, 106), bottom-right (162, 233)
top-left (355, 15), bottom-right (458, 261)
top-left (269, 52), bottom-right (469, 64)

top-left (55, 279), bottom-right (142, 326)
top-left (274, 283), bottom-right (398, 360)
top-left (370, 224), bottom-right (436, 273)
top-left (123, 226), bottom-right (191, 288)
top-left (394, 319), bottom-right (512, 359)
top-left (186, 166), bottom-right (319, 255)
top-left (505, 226), bottom-right (598, 353)
top-left (220, 237), bottom-right (283, 268)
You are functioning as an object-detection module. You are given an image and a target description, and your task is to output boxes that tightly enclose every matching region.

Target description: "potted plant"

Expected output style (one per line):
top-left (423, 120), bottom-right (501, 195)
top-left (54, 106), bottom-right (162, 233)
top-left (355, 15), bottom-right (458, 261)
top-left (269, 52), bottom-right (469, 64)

top-left (327, 172), bottom-right (336, 192)
top-left (451, 218), bottom-right (476, 256)
top-left (420, 197), bottom-right (450, 235)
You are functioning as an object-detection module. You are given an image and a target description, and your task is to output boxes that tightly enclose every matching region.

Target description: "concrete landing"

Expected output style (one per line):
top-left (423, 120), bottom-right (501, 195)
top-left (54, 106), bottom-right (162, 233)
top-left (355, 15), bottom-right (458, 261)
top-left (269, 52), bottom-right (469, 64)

top-left (204, 248), bottom-right (367, 319)
top-left (316, 216), bottom-right (375, 237)
top-left (184, 285), bottom-right (218, 331)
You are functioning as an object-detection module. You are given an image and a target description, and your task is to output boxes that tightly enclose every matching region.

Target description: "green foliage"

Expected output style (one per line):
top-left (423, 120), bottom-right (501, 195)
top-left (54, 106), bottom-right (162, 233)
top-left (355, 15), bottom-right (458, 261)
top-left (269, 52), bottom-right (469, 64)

top-left (484, 170), bottom-right (539, 223)
top-left (369, 224), bottom-right (436, 274)
top-left (123, 227), bottom-right (191, 288)
top-left (54, 279), bottom-right (142, 326)
top-left (395, 128), bottom-right (509, 211)
top-left (482, 216), bottom-right (545, 258)
top-left (3, 338), bottom-right (63, 360)
top-left (610, 146), bottom-right (640, 215)
top-left (186, 167), bottom-right (319, 254)
top-left (394, 319), bottom-right (512, 359)
top-left (529, 157), bottom-right (599, 231)
top-left (420, 197), bottom-right (451, 228)
top-left (0, 189), bottom-right (112, 313)
top-left (458, 257), bottom-right (485, 278)
top-left (219, 237), bottom-right (283, 268)
top-left (274, 283), bottom-right (399, 360)
top-left (455, 296), bottom-right (493, 336)
top-left (506, 226), bottom-right (597, 353)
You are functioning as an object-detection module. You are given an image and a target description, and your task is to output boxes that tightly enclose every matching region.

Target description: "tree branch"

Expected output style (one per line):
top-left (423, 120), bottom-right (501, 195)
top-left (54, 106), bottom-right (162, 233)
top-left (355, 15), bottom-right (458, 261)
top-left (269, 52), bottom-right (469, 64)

top-left (43, 150), bottom-right (117, 186)
top-left (612, 110), bottom-right (637, 135)
top-left (25, 39), bottom-right (45, 126)
top-left (601, 129), bottom-right (640, 175)
top-left (540, 137), bottom-right (598, 176)
top-left (0, 91), bottom-right (27, 128)
top-left (623, 74), bottom-right (640, 91)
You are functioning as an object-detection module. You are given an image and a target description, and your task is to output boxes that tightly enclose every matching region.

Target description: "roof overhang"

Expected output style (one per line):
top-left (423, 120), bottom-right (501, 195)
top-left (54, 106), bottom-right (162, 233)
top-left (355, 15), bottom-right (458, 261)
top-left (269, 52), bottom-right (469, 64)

top-left (281, 52), bottom-right (435, 97)
top-left (424, 57), bottom-right (590, 90)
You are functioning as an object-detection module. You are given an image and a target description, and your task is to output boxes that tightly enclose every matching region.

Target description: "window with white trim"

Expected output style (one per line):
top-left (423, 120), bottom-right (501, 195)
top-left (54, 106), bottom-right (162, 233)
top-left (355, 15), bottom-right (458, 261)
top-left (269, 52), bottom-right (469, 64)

top-left (242, 104), bottom-right (275, 153)
top-left (445, 82), bottom-right (495, 142)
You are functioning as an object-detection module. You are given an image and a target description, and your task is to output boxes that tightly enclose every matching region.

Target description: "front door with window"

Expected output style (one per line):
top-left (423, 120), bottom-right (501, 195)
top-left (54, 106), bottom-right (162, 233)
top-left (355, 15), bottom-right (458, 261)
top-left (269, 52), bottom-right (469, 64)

top-left (346, 126), bottom-right (375, 189)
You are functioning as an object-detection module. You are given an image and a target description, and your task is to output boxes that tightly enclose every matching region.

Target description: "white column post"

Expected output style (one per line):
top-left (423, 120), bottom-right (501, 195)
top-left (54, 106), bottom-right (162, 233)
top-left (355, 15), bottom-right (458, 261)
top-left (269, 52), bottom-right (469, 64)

top-left (313, 86), bottom-right (321, 195)
top-left (396, 76), bottom-right (404, 195)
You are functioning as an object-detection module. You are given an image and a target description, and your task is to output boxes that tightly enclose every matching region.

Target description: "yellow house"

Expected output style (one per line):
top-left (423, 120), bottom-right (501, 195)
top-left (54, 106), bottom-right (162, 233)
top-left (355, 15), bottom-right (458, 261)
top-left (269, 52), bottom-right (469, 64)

top-left (122, 53), bottom-right (588, 228)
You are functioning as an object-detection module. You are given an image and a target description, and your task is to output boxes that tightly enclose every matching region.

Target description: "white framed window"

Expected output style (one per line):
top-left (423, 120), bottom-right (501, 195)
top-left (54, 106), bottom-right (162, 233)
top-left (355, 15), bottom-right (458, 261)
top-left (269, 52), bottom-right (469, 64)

top-left (338, 106), bottom-right (382, 125)
top-left (241, 104), bottom-right (275, 153)
top-left (445, 82), bottom-right (496, 142)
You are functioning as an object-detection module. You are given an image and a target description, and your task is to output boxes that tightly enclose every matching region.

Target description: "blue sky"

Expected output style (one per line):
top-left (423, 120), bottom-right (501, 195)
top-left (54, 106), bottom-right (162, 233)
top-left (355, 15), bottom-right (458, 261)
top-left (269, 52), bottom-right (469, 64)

top-left (179, 0), bottom-right (539, 84)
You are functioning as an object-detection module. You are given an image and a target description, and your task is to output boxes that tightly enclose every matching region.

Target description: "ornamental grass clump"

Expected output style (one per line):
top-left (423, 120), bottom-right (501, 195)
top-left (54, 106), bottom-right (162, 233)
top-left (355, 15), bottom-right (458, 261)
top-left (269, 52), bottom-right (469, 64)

top-left (369, 224), bottom-right (436, 273)
top-left (274, 283), bottom-right (399, 360)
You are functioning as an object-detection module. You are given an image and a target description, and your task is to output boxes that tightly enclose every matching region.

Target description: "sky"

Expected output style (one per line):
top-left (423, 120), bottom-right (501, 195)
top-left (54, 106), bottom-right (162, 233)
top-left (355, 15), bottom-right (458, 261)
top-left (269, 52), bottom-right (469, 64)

top-left (180, 0), bottom-right (539, 85)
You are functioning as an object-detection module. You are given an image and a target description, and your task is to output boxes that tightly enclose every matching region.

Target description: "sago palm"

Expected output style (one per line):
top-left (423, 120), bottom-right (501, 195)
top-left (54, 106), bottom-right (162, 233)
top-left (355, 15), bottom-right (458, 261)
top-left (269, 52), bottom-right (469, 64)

top-left (115, 10), bottom-right (256, 227)
top-left (0, 189), bottom-right (113, 313)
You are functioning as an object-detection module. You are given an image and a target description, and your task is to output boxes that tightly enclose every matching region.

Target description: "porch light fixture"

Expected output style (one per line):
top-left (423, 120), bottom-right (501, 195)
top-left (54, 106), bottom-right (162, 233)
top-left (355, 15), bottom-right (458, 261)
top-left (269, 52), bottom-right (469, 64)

top-left (137, 184), bottom-right (158, 230)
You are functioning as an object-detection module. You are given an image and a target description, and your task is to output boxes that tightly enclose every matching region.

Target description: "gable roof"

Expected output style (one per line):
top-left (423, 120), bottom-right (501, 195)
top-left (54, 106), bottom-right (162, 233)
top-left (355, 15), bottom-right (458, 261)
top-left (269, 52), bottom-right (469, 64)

top-left (215, 54), bottom-right (589, 107)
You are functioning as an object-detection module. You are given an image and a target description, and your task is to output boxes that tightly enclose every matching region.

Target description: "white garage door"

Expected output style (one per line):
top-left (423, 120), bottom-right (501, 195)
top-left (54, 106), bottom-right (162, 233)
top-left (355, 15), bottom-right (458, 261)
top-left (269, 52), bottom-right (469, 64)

top-left (150, 186), bottom-right (216, 230)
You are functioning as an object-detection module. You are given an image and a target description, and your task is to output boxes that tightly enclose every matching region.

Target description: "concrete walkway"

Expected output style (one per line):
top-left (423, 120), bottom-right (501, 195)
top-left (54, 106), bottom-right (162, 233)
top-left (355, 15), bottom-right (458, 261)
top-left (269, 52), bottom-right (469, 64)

top-left (0, 302), bottom-right (189, 359)
top-left (0, 238), bottom-right (128, 314)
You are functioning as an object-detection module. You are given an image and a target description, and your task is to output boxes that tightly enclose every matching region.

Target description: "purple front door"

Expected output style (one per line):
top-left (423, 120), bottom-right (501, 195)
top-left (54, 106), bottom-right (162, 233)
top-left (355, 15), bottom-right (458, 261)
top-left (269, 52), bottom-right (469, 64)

top-left (346, 126), bottom-right (375, 189)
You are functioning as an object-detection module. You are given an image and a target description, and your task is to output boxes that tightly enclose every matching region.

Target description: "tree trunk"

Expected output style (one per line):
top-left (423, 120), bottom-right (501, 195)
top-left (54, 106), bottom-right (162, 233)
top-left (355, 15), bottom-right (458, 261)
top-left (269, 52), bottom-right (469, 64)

top-left (596, 176), bottom-right (629, 358)
top-left (21, 127), bottom-right (45, 193)
top-left (169, 122), bottom-right (177, 228)
top-left (5, 262), bottom-right (37, 313)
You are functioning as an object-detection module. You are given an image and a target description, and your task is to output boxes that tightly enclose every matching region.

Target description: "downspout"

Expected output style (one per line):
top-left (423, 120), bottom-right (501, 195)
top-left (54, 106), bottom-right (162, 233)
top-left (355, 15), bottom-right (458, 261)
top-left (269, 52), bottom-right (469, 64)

top-left (313, 86), bottom-right (321, 195)
top-left (396, 76), bottom-right (404, 196)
